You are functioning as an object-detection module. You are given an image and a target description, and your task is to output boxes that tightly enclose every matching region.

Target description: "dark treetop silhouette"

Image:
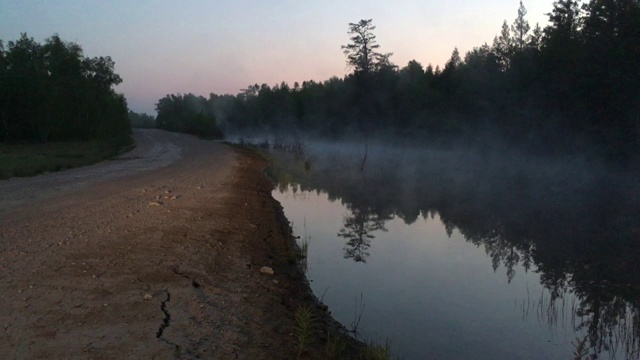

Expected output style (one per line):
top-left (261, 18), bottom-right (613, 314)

top-left (156, 0), bottom-right (639, 165)
top-left (0, 34), bottom-right (130, 142)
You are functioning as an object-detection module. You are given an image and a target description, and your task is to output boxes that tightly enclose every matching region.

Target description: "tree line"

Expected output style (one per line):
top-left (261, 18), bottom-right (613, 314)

top-left (156, 0), bottom-right (639, 163)
top-left (128, 110), bottom-right (156, 129)
top-left (154, 93), bottom-right (223, 139)
top-left (0, 34), bottom-right (130, 142)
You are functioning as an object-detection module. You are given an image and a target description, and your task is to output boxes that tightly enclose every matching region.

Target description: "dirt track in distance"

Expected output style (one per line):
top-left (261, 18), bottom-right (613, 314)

top-left (0, 129), bottom-right (332, 359)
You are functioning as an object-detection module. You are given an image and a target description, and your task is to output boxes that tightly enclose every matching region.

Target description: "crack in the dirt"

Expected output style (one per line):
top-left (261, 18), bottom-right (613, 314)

top-left (172, 266), bottom-right (216, 311)
top-left (172, 267), bottom-right (201, 289)
top-left (156, 290), bottom-right (171, 339)
top-left (172, 267), bottom-right (189, 278)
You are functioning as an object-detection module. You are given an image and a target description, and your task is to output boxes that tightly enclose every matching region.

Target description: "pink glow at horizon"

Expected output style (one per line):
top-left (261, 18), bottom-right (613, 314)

top-left (1, 0), bottom-right (552, 114)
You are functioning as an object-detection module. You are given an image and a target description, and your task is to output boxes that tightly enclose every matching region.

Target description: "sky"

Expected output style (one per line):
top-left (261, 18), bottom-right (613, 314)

top-left (1, 1), bottom-right (552, 114)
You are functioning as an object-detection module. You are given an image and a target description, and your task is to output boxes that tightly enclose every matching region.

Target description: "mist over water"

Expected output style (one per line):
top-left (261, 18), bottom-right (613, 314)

top-left (261, 138), bottom-right (640, 360)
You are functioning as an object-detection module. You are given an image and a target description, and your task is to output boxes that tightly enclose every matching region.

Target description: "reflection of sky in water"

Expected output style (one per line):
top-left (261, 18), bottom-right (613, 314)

top-left (274, 186), bottom-right (583, 360)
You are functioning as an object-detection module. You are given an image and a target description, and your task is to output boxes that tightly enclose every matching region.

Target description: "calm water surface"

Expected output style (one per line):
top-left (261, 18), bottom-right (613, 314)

top-left (267, 141), bottom-right (639, 360)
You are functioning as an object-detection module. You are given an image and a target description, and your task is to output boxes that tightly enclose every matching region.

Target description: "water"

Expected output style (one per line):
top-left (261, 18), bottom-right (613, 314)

top-left (266, 140), bottom-right (640, 360)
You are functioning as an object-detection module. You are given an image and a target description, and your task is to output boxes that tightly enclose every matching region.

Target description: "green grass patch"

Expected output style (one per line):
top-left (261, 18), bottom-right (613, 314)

top-left (325, 330), bottom-right (348, 358)
top-left (294, 304), bottom-right (317, 358)
top-left (0, 135), bottom-right (134, 180)
top-left (360, 340), bottom-right (397, 360)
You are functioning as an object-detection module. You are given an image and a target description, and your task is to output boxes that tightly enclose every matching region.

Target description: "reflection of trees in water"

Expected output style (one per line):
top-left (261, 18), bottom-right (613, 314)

top-left (337, 207), bottom-right (390, 262)
top-left (517, 286), bottom-right (640, 359)
top-left (575, 295), bottom-right (640, 359)
top-left (456, 204), bottom-right (640, 358)
top-left (454, 220), bottom-right (535, 283)
top-left (268, 146), bottom-right (640, 357)
top-left (569, 268), bottom-right (640, 359)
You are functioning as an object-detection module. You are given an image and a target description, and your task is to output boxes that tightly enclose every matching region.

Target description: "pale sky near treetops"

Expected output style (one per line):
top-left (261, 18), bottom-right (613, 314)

top-left (1, 0), bottom-right (552, 114)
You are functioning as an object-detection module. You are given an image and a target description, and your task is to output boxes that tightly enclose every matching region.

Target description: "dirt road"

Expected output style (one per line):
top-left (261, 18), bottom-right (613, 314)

top-left (0, 130), bottom-right (318, 359)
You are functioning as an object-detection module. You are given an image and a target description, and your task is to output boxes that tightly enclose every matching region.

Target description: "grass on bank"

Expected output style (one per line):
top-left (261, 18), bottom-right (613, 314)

top-left (295, 305), bottom-right (317, 358)
top-left (293, 302), bottom-right (398, 360)
top-left (0, 135), bottom-right (134, 180)
top-left (360, 340), bottom-right (398, 360)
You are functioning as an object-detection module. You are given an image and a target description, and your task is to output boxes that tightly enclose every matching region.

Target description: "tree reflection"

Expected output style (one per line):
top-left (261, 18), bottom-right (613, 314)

top-left (338, 207), bottom-right (389, 263)
top-left (268, 142), bottom-right (640, 357)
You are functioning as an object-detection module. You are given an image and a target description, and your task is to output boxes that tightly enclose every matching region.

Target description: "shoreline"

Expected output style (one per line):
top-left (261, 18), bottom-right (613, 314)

top-left (235, 145), bottom-right (365, 359)
top-left (0, 130), bottom-right (365, 359)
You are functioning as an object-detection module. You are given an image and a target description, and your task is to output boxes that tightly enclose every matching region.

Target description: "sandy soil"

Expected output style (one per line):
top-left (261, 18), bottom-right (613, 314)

top-left (0, 129), bottom-right (332, 359)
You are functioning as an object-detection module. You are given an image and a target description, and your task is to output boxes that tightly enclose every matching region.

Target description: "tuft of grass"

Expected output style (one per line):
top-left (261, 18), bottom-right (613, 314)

top-left (299, 218), bottom-right (311, 273)
top-left (299, 237), bottom-right (310, 273)
top-left (0, 135), bottom-right (133, 179)
top-left (294, 305), bottom-right (317, 358)
top-left (360, 340), bottom-right (397, 360)
top-left (285, 221), bottom-right (298, 264)
top-left (325, 330), bottom-right (348, 359)
top-left (300, 238), bottom-right (310, 256)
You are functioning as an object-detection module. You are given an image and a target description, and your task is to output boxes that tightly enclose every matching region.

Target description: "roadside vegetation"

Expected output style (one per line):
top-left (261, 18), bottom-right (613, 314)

top-left (155, 94), bottom-right (224, 139)
top-left (0, 33), bottom-right (133, 179)
top-left (128, 110), bottom-right (156, 129)
top-left (0, 135), bottom-right (133, 179)
top-left (0, 34), bottom-right (130, 142)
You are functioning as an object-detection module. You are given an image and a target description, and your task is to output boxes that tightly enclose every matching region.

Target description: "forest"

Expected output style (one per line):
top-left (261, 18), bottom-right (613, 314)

top-left (154, 0), bottom-right (640, 164)
top-left (0, 34), bottom-right (130, 142)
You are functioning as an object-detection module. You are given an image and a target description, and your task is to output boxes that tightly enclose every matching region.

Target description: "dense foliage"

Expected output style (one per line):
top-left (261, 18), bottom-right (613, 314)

top-left (0, 34), bottom-right (130, 142)
top-left (155, 93), bottom-right (224, 139)
top-left (128, 110), bottom-right (156, 129)
top-left (158, 0), bottom-right (639, 163)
